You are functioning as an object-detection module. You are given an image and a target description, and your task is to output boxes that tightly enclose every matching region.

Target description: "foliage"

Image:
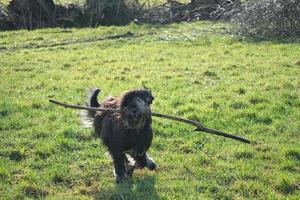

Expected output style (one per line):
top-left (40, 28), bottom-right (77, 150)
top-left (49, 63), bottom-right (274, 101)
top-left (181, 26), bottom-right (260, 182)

top-left (84, 0), bottom-right (129, 26)
top-left (1, 0), bottom-right (130, 29)
top-left (0, 21), bottom-right (300, 199)
top-left (0, 3), bottom-right (12, 29)
top-left (7, 0), bottom-right (56, 29)
top-left (0, 0), bottom-right (242, 29)
top-left (231, 0), bottom-right (300, 38)
top-left (210, 0), bottom-right (241, 20)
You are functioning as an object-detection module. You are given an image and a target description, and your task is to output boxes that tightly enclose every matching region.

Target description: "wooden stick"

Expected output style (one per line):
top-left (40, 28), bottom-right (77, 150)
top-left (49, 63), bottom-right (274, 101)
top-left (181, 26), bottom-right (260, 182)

top-left (49, 99), bottom-right (250, 144)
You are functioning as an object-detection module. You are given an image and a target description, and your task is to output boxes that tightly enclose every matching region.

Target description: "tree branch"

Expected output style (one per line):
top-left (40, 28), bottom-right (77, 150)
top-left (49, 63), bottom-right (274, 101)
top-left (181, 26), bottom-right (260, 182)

top-left (49, 99), bottom-right (250, 144)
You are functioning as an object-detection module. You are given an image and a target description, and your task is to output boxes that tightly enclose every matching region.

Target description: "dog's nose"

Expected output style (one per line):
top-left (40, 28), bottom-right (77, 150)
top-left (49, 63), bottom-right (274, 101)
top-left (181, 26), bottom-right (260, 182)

top-left (131, 110), bottom-right (139, 117)
top-left (132, 109), bottom-right (138, 114)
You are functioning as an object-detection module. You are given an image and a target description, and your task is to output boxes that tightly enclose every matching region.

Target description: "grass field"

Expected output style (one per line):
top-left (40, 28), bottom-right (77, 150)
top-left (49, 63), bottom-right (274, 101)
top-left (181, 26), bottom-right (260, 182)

top-left (0, 21), bottom-right (300, 199)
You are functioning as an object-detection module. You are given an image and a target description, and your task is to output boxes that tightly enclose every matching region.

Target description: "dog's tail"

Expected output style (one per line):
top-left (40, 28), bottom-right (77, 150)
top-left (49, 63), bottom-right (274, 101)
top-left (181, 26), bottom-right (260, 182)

top-left (81, 88), bottom-right (101, 128)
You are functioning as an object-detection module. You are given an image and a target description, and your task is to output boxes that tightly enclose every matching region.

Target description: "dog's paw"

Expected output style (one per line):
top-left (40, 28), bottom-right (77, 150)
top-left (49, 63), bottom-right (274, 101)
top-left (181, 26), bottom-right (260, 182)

top-left (146, 161), bottom-right (156, 171)
top-left (125, 168), bottom-right (134, 178)
top-left (115, 172), bottom-right (133, 184)
top-left (115, 175), bottom-right (123, 184)
top-left (115, 175), bottom-right (129, 184)
top-left (146, 155), bottom-right (156, 171)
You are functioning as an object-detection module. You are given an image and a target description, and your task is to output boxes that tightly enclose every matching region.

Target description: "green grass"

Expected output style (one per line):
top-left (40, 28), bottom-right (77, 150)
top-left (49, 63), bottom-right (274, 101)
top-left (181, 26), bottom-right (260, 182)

top-left (0, 21), bottom-right (300, 199)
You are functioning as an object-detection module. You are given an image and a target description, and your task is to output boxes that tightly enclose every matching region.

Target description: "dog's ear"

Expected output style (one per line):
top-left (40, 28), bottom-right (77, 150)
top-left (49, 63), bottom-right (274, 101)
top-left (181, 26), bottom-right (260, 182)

top-left (142, 85), bottom-right (154, 105)
top-left (142, 84), bottom-right (152, 94)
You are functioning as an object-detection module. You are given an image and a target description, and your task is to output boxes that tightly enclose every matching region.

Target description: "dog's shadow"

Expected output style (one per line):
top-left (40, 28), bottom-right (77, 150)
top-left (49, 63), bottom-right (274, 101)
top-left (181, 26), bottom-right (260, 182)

top-left (95, 175), bottom-right (160, 200)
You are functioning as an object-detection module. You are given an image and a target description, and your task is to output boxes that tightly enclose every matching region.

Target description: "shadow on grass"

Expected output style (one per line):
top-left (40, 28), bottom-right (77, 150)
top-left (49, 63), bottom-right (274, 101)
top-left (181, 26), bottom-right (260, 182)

top-left (95, 175), bottom-right (159, 200)
top-left (233, 35), bottom-right (300, 44)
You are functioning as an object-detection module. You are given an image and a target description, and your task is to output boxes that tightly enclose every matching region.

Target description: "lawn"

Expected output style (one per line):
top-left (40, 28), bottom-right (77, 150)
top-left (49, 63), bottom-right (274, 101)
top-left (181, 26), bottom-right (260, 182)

top-left (0, 21), bottom-right (299, 199)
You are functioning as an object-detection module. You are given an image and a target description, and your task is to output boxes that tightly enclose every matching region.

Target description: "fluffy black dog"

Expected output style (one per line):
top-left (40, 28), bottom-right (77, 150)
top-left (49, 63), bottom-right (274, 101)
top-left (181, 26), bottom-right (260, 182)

top-left (81, 87), bottom-right (156, 183)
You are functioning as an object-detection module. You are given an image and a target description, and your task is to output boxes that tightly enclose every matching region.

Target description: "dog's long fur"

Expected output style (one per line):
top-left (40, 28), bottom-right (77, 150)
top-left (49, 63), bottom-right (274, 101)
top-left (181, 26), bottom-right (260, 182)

top-left (81, 88), bottom-right (156, 183)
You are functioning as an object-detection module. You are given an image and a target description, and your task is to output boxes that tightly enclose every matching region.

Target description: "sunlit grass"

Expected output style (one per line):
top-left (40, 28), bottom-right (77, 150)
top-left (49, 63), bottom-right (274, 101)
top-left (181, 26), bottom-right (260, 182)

top-left (0, 21), bottom-right (299, 199)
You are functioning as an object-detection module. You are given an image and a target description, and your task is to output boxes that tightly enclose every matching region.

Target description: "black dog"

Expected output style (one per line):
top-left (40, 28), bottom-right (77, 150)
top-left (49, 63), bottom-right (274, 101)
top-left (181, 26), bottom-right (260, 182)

top-left (81, 87), bottom-right (156, 183)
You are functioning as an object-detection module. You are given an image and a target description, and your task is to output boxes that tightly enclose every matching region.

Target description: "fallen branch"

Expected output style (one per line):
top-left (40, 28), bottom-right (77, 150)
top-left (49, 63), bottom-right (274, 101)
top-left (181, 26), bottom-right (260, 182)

top-left (49, 99), bottom-right (250, 144)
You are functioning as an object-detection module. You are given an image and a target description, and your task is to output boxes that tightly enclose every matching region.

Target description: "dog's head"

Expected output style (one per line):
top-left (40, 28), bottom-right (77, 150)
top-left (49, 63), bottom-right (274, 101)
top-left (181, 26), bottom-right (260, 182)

top-left (119, 87), bottom-right (154, 129)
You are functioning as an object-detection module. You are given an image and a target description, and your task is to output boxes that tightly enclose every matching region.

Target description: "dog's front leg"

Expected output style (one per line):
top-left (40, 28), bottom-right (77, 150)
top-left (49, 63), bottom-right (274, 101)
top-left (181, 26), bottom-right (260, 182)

top-left (124, 156), bottom-right (134, 178)
top-left (112, 154), bottom-right (126, 183)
